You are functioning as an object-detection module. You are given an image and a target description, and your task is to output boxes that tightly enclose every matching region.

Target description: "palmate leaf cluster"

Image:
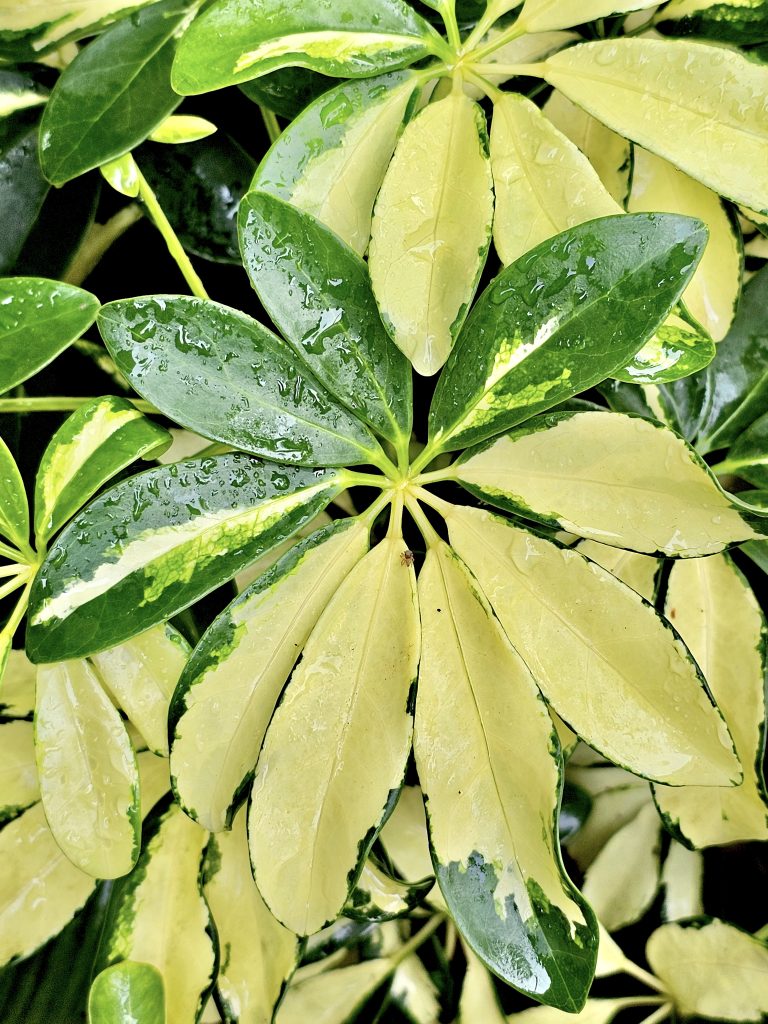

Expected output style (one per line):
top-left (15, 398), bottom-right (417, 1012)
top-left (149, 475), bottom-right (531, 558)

top-left (1, 0), bottom-right (768, 1023)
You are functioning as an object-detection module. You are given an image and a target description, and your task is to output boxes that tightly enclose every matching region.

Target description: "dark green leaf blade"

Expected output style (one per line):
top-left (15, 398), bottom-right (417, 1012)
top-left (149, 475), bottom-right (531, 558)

top-left (239, 190), bottom-right (412, 446)
top-left (429, 214), bottom-right (708, 453)
top-left (39, 0), bottom-right (190, 186)
top-left (98, 295), bottom-right (383, 467)
top-left (656, 2), bottom-right (768, 46)
top-left (0, 112), bottom-right (49, 272)
top-left (88, 962), bottom-right (165, 1024)
top-left (0, 437), bottom-right (28, 551)
top-left (0, 277), bottom-right (100, 394)
top-left (26, 454), bottom-right (343, 662)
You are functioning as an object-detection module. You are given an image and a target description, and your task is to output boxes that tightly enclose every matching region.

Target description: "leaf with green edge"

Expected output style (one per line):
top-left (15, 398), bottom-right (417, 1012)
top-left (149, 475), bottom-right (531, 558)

top-left (544, 38), bottom-right (768, 216)
top-left (0, 436), bottom-right (28, 551)
top-left (170, 518), bottom-right (369, 832)
top-left (653, 554), bottom-right (768, 847)
top-left (414, 542), bottom-right (597, 1010)
top-left (466, 29), bottom-right (577, 97)
top-left (239, 191), bottom-right (412, 447)
top-left (0, 277), bottom-right (100, 394)
top-left (344, 857), bottom-right (433, 922)
top-left (656, 0), bottom-right (768, 46)
top-left (149, 114), bottom-right (216, 145)
top-left (611, 314), bottom-right (715, 385)
top-left (559, 782), bottom-right (592, 843)
top-left (251, 70), bottom-right (419, 257)
top-left (0, 0), bottom-right (159, 59)
top-left (428, 214), bottom-right (708, 453)
top-left (249, 537), bottom-right (420, 935)
top-left (517, 0), bottom-right (658, 32)
top-left (96, 799), bottom-right (216, 1024)
top-left (26, 454), bottom-right (344, 663)
top-left (0, 647), bottom-right (35, 719)
top-left (0, 719), bottom-right (39, 825)
top-left (0, 113), bottom-right (49, 273)
top-left (171, 0), bottom-right (440, 95)
top-left (98, 295), bottom-right (384, 468)
top-left (240, 65), bottom-right (334, 119)
top-left (445, 505), bottom-right (742, 787)
top-left (726, 411), bottom-right (768, 485)
top-left (88, 962), bottom-right (165, 1024)
top-left (34, 396), bottom-right (172, 544)
top-left (35, 659), bottom-right (141, 879)
top-left (0, 69), bottom-right (47, 118)
top-left (369, 91), bottom-right (495, 377)
top-left (453, 410), bottom-right (761, 557)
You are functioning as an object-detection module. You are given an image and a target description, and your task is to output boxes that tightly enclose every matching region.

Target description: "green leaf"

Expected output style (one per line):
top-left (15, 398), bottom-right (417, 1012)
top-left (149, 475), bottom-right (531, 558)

top-left (0, 720), bottom-right (38, 824)
top-left (0, 277), bottom-right (100, 394)
top-left (34, 396), bottom-right (172, 544)
top-left (725, 411), bottom-right (768, 484)
top-left (653, 555), bottom-right (768, 846)
top-left (414, 542), bottom-right (597, 1010)
top-left (459, 950), bottom-right (506, 1024)
top-left (345, 857), bottom-right (433, 922)
top-left (0, 114), bottom-right (49, 272)
top-left (249, 537), bottom-right (420, 935)
top-left (429, 214), bottom-right (708, 453)
top-left (96, 800), bottom-right (216, 1024)
top-left (517, 0), bottom-right (658, 32)
top-left (26, 454), bottom-right (343, 662)
top-left (0, 0), bottom-right (159, 59)
top-left (35, 659), bottom-right (141, 878)
top-left (171, 0), bottom-right (440, 95)
top-left (240, 66), bottom-right (334, 118)
top-left (369, 92), bottom-right (495, 376)
top-left (98, 295), bottom-right (383, 467)
top-left (454, 410), bottom-right (760, 556)
top-left (88, 962), bottom-right (165, 1024)
top-left (240, 191), bottom-right (412, 446)
top-left (39, 0), bottom-right (190, 186)
top-left (0, 436), bottom-right (28, 550)
top-left (0, 69), bottom-right (47, 118)
top-left (149, 114), bottom-right (216, 145)
top-left (611, 314), bottom-right (715, 385)
top-left (657, 0), bottom-right (768, 46)
top-left (445, 505), bottom-right (742, 786)
top-left (251, 71), bottom-right (419, 257)
top-left (171, 519), bottom-right (368, 832)
top-left (544, 38), bottom-right (768, 215)
top-left (646, 919), bottom-right (768, 1022)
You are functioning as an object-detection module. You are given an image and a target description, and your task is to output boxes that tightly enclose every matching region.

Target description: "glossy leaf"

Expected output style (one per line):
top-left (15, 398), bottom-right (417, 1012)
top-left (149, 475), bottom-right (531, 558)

top-left (661, 843), bottom-right (703, 922)
top-left (345, 857), bottom-right (433, 921)
top-left (446, 506), bottom-right (742, 786)
top-left (239, 191), bottom-right (412, 445)
top-left (171, 519), bottom-right (369, 832)
top-left (249, 537), bottom-right (420, 935)
top-left (98, 295), bottom-right (382, 467)
top-left (611, 314), bottom-right (715, 385)
top-left (97, 801), bottom-right (216, 1024)
top-left (0, 0), bottom-right (158, 57)
top-left (0, 720), bottom-right (38, 824)
top-left (0, 114), bottom-right (49, 273)
top-left (0, 437), bottom-right (28, 550)
top-left (0, 69), bottom-right (47, 118)
top-left (149, 114), bottom-right (216, 145)
top-left (100, 152), bottom-right (140, 198)
top-left (518, 0), bottom-right (658, 32)
top-left (203, 809), bottom-right (300, 1024)
top-left (566, 770), bottom-right (650, 872)
top-left (34, 396), bottom-right (172, 543)
top-left (459, 949), bottom-right (506, 1024)
top-left (240, 66), bottom-right (334, 119)
top-left (35, 659), bottom-right (141, 878)
top-left (468, 29), bottom-right (577, 95)
top-left (39, 0), bottom-right (188, 186)
top-left (369, 92), bottom-right (494, 376)
top-left (88, 962), bottom-right (165, 1024)
top-left (454, 411), bottom-right (760, 556)
top-left (172, 0), bottom-right (438, 94)
top-left (26, 454), bottom-right (343, 662)
top-left (490, 93), bottom-right (622, 267)
top-left (545, 38), bottom-right (768, 215)
top-left (646, 919), bottom-right (768, 1021)
top-left (657, 0), bottom-right (768, 45)
top-left (654, 555), bottom-right (768, 846)
top-left (429, 214), bottom-right (707, 452)
top-left (414, 542), bottom-right (596, 1009)
top-left (379, 785), bottom-right (438, 896)
top-left (251, 71), bottom-right (418, 256)
top-left (92, 624), bottom-right (190, 758)
top-left (0, 647), bottom-right (35, 718)
top-left (575, 541), bottom-right (658, 601)
top-left (0, 277), bottom-right (99, 394)
top-left (275, 960), bottom-right (392, 1024)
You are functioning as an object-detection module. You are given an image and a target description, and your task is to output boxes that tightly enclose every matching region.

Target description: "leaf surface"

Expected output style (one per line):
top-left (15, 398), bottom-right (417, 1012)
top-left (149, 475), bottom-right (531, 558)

top-left (0, 720), bottom-right (39, 824)
top-left (0, 0), bottom-right (158, 57)
top-left (518, 0), bottom-right (658, 32)
top-left (88, 962), bottom-right (165, 1024)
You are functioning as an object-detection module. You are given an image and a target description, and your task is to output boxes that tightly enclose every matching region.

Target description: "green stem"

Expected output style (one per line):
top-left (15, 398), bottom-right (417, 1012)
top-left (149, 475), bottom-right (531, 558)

top-left (388, 491), bottom-right (405, 539)
top-left (463, 67), bottom-right (504, 102)
top-left (436, 0), bottom-right (462, 51)
top-left (389, 915), bottom-right (445, 969)
top-left (0, 569), bottom-right (31, 603)
top-left (260, 106), bottom-right (282, 144)
top-left (64, 204), bottom-right (143, 287)
top-left (0, 540), bottom-right (26, 563)
top-left (463, 0), bottom-right (524, 53)
top-left (360, 490), bottom-right (394, 529)
top-left (342, 470), bottom-right (391, 490)
top-left (622, 960), bottom-right (668, 995)
top-left (0, 577), bottom-right (34, 646)
top-left (0, 563), bottom-right (25, 579)
top-left (470, 60), bottom-right (546, 78)
top-left (409, 440), bottom-right (445, 477)
top-left (413, 486), bottom-right (455, 519)
top-left (467, 18), bottom-right (526, 62)
top-left (0, 397), bottom-right (159, 414)
top-left (136, 168), bottom-right (209, 300)
top-left (414, 465), bottom-right (458, 486)
top-left (405, 496), bottom-right (442, 548)
top-left (639, 1005), bottom-right (673, 1024)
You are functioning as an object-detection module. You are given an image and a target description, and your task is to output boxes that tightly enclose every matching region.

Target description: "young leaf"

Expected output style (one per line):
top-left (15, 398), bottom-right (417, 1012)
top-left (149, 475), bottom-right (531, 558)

top-left (656, 0), bottom-right (768, 46)
top-left (612, 314), bottom-right (715, 386)
top-left (98, 295), bottom-right (384, 467)
top-left (490, 93), bottom-right (622, 267)
top-left (34, 396), bottom-right (172, 543)
top-left (369, 92), bottom-right (495, 376)
top-left (239, 192), bottom-right (412, 446)
top-left (654, 555), bottom-right (768, 846)
top-left (248, 536), bottom-right (420, 935)
top-left (446, 506), bottom-right (742, 787)
top-left (0, 802), bottom-right (96, 968)
top-left (629, 148), bottom-right (742, 342)
top-left (429, 214), bottom-right (707, 453)
top-left (646, 919), bottom-right (768, 1022)
top-left (0, 277), bottom-right (100, 394)
top-left (97, 801), bottom-right (216, 1024)
top-left (454, 411), bottom-right (760, 556)
top-left (414, 543), bottom-right (597, 1010)
top-left (517, 0), bottom-right (658, 32)
top-left (203, 810), bottom-right (300, 1024)
top-left (251, 71), bottom-right (419, 256)
top-left (35, 659), bottom-right (141, 878)
top-left (88, 962), bottom-right (165, 1024)
top-left (544, 38), bottom-right (768, 215)
top-left (0, 437), bottom-right (28, 551)
top-left (0, 720), bottom-right (39, 824)
top-left (172, 0), bottom-right (439, 95)
top-left (170, 519), bottom-right (369, 832)
top-left (26, 455), bottom-right (343, 662)
top-left (91, 623), bottom-right (190, 757)
top-left (39, 0), bottom-right (190, 186)
top-left (0, 0), bottom-right (158, 58)
top-left (149, 114), bottom-right (217, 145)
top-left (345, 858), bottom-right (433, 922)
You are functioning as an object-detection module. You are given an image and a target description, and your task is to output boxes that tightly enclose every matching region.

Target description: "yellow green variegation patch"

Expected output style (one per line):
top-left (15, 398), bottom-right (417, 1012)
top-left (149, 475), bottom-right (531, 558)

top-left (0, 719), bottom-right (39, 823)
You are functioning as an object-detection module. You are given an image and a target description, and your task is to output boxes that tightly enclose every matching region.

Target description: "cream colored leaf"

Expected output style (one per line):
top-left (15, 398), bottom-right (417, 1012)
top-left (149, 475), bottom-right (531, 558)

top-left (508, 998), bottom-right (634, 1023)
top-left (136, 750), bottom-right (171, 820)
top-left (0, 647), bottom-right (35, 718)
top-left (391, 955), bottom-right (441, 1024)
top-left (567, 784), bottom-right (651, 871)
top-left (594, 924), bottom-right (632, 978)
top-left (661, 843), bottom-right (703, 922)
top-left (379, 785), bottom-right (442, 908)
top-left (459, 948), bottom-right (506, 1023)
top-left (0, 720), bottom-right (39, 821)
top-left (576, 541), bottom-right (658, 601)
top-left (275, 960), bottom-right (391, 1024)
top-left (519, 0), bottom-right (658, 32)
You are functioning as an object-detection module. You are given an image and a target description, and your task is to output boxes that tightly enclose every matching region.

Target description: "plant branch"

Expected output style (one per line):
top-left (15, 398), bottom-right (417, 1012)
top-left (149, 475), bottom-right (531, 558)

top-left (406, 495), bottom-right (442, 548)
top-left (260, 106), bottom-right (282, 144)
top-left (470, 61), bottom-right (546, 78)
top-left (64, 204), bottom-right (143, 286)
